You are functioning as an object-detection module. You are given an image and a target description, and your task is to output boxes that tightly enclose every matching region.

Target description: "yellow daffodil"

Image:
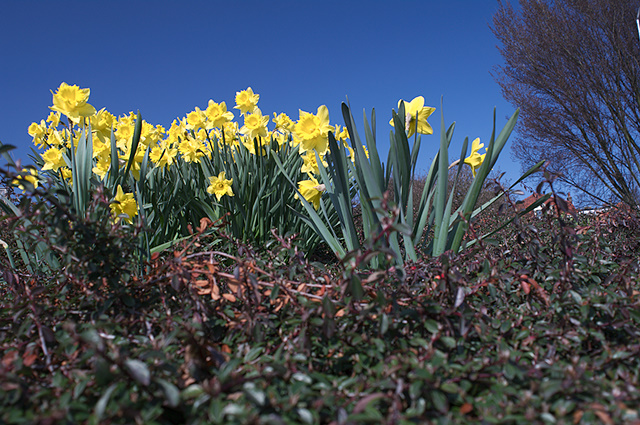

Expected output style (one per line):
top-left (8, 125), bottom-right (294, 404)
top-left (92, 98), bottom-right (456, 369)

top-left (41, 147), bottom-right (66, 171)
top-left (234, 87), bottom-right (259, 115)
top-left (12, 168), bottom-right (39, 192)
top-left (295, 176), bottom-right (325, 210)
top-left (46, 129), bottom-right (65, 147)
top-left (464, 138), bottom-right (486, 177)
top-left (221, 121), bottom-right (240, 147)
top-left (92, 152), bottom-right (111, 180)
top-left (294, 105), bottom-right (334, 155)
top-left (110, 185), bottom-right (138, 224)
top-left (139, 121), bottom-right (163, 147)
top-left (28, 120), bottom-right (46, 138)
top-left (179, 137), bottom-right (206, 163)
top-left (207, 172), bottom-right (234, 201)
top-left (115, 117), bottom-right (135, 151)
top-left (240, 108), bottom-right (269, 143)
top-left (273, 112), bottom-right (294, 132)
top-left (186, 107), bottom-right (207, 131)
top-left (46, 111), bottom-right (61, 128)
top-left (61, 167), bottom-right (73, 185)
top-left (92, 137), bottom-right (110, 159)
top-left (165, 119), bottom-right (187, 145)
top-left (334, 124), bottom-right (350, 142)
top-left (205, 100), bottom-right (234, 128)
top-left (28, 120), bottom-right (47, 148)
top-left (150, 142), bottom-right (178, 169)
top-left (390, 96), bottom-right (435, 137)
top-left (49, 82), bottom-right (96, 123)
top-left (90, 108), bottom-right (116, 141)
top-left (300, 151), bottom-right (327, 176)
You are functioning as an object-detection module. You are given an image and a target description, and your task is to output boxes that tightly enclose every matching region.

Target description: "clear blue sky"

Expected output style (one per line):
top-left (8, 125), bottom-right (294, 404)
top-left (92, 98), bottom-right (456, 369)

top-left (0, 0), bottom-right (524, 184)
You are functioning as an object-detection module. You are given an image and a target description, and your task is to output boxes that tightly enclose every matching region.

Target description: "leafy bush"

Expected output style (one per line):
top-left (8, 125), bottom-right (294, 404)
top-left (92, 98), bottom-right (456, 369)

top-left (1, 181), bottom-right (639, 424)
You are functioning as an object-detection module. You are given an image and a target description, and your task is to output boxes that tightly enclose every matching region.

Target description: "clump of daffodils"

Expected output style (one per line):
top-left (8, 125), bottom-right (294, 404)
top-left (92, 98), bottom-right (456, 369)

top-left (29, 83), bottom-right (474, 220)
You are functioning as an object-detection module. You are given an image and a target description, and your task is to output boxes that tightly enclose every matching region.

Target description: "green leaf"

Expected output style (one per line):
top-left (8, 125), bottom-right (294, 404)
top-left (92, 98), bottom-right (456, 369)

top-left (243, 382), bottom-right (266, 407)
top-left (123, 110), bottom-right (143, 178)
top-left (124, 359), bottom-right (150, 386)
top-left (181, 384), bottom-right (204, 400)
top-left (156, 378), bottom-right (180, 408)
top-left (433, 101), bottom-right (451, 256)
top-left (91, 383), bottom-right (118, 425)
top-left (0, 143), bottom-right (16, 163)
top-left (380, 313), bottom-right (389, 336)
top-left (431, 390), bottom-right (449, 413)
top-left (297, 408), bottom-right (315, 424)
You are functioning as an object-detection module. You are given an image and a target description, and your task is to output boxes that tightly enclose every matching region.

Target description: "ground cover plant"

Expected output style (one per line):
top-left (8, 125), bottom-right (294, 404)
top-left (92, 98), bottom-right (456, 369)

top-left (1, 84), bottom-right (639, 424)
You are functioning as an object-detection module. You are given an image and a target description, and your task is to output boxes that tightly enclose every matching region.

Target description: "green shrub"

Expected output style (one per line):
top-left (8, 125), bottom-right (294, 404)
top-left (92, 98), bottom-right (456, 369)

top-left (1, 182), bottom-right (639, 423)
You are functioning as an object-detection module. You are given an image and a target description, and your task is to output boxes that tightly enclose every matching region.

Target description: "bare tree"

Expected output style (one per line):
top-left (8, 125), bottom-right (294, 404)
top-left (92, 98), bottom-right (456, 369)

top-left (492, 0), bottom-right (640, 208)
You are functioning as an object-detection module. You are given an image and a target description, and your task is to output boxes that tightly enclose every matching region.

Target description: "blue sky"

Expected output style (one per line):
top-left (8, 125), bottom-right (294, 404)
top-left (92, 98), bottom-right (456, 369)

top-left (0, 0), bottom-right (524, 185)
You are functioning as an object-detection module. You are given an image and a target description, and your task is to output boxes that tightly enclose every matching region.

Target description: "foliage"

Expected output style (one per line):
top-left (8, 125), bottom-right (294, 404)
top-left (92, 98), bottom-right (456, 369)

top-left (492, 0), bottom-right (640, 208)
top-left (1, 180), bottom-right (639, 424)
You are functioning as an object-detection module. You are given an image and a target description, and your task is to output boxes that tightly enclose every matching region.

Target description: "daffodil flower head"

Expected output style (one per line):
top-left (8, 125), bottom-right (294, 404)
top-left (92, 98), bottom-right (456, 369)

top-left (240, 108), bottom-right (269, 144)
top-left (150, 142), bottom-right (178, 169)
top-left (464, 138), bottom-right (486, 177)
top-left (28, 120), bottom-right (47, 138)
top-left (28, 120), bottom-right (48, 148)
top-left (207, 172), bottom-right (234, 201)
top-left (390, 96), bottom-right (435, 138)
top-left (186, 107), bottom-right (207, 131)
top-left (12, 168), bottom-right (39, 192)
top-left (61, 167), bottom-right (73, 185)
top-left (46, 129), bottom-right (66, 147)
top-left (300, 151), bottom-right (327, 176)
top-left (46, 112), bottom-right (61, 129)
top-left (92, 152), bottom-right (111, 180)
top-left (273, 112), bottom-right (294, 132)
top-left (334, 124), bottom-right (350, 142)
top-left (41, 147), bottom-right (66, 171)
top-left (205, 100), bottom-right (234, 128)
top-left (294, 105), bottom-right (334, 156)
top-left (92, 137), bottom-right (110, 159)
top-left (295, 176), bottom-right (325, 210)
top-left (90, 108), bottom-right (116, 141)
top-left (234, 87), bottom-right (260, 115)
top-left (110, 185), bottom-right (138, 224)
top-left (179, 137), bottom-right (206, 163)
top-left (49, 82), bottom-right (97, 124)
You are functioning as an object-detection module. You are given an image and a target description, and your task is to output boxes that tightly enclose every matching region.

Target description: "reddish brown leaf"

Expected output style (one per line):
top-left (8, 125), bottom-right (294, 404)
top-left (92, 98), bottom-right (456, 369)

top-left (460, 403), bottom-right (473, 414)
top-left (594, 410), bottom-right (613, 425)
top-left (353, 393), bottom-right (386, 414)
top-left (222, 293), bottom-right (236, 302)
top-left (2, 350), bottom-right (18, 368)
top-left (23, 352), bottom-right (38, 367)
top-left (573, 410), bottom-right (583, 424)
